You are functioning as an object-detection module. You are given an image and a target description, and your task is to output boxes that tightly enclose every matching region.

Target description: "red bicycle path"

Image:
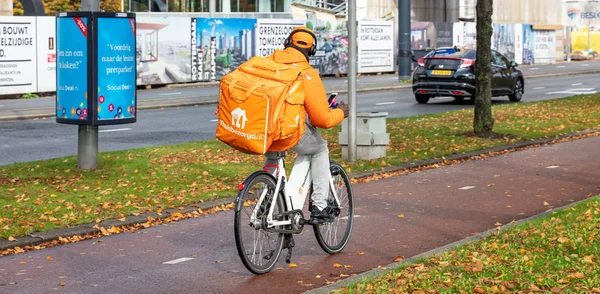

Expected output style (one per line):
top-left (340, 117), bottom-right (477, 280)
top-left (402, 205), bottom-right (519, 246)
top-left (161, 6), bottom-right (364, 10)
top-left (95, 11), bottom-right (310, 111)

top-left (0, 135), bottom-right (599, 294)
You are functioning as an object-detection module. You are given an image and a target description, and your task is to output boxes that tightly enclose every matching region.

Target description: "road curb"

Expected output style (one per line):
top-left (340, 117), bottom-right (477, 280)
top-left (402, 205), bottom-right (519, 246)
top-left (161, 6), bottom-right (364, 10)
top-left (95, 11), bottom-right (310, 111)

top-left (304, 194), bottom-right (600, 294)
top-left (0, 129), bottom-right (598, 252)
top-left (527, 70), bottom-right (600, 79)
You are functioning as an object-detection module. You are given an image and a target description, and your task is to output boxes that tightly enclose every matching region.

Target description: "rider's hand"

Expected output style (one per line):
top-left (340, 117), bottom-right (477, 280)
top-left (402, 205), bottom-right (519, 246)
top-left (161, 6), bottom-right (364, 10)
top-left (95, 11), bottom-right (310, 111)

top-left (338, 101), bottom-right (349, 118)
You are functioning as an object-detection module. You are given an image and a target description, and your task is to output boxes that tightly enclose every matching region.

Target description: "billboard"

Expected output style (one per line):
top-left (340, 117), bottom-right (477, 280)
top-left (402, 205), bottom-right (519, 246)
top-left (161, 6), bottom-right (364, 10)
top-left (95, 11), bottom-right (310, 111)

top-left (136, 16), bottom-right (191, 85)
top-left (358, 21), bottom-right (394, 73)
top-left (37, 16), bottom-right (57, 92)
top-left (493, 24), bottom-right (516, 62)
top-left (453, 22), bottom-right (476, 50)
top-left (255, 19), bottom-right (305, 57)
top-left (0, 17), bottom-right (37, 95)
top-left (96, 17), bottom-right (136, 121)
top-left (308, 19), bottom-right (348, 75)
top-left (192, 18), bottom-right (257, 81)
top-left (56, 16), bottom-right (89, 121)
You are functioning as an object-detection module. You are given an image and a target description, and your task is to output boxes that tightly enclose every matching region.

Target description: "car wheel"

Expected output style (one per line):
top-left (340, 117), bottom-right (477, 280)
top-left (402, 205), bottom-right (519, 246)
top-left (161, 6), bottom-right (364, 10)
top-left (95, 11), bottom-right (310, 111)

top-left (415, 95), bottom-right (430, 104)
top-left (509, 78), bottom-right (523, 102)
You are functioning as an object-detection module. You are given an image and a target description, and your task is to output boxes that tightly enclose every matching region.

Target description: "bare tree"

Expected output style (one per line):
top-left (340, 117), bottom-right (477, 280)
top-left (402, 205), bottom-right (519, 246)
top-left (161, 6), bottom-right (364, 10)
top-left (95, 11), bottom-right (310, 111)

top-left (473, 0), bottom-right (494, 137)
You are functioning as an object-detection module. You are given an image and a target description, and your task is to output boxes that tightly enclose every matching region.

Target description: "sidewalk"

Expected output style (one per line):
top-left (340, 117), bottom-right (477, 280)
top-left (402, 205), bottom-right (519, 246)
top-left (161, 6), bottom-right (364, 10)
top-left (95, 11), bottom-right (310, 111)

top-left (0, 134), bottom-right (598, 293)
top-left (0, 60), bottom-right (599, 121)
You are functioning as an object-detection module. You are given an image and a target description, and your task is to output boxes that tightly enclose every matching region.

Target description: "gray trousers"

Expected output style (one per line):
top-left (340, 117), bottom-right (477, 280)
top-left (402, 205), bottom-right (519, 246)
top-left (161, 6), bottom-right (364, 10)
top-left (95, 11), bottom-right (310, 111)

top-left (264, 124), bottom-right (330, 210)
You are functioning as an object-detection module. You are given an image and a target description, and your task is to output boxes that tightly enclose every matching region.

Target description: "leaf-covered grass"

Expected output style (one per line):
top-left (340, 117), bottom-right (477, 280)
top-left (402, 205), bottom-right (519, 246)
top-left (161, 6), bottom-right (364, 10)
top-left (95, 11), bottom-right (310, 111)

top-left (1, 95), bottom-right (599, 238)
top-left (335, 197), bottom-right (600, 293)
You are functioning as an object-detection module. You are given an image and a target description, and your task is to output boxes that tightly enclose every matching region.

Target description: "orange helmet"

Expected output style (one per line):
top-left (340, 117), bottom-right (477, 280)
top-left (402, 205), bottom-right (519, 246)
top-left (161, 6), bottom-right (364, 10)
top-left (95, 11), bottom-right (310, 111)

top-left (284, 26), bottom-right (317, 56)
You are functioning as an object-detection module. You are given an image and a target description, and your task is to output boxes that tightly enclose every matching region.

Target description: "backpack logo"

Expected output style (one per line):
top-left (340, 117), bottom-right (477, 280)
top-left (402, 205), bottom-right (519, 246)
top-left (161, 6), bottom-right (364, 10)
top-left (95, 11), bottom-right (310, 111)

top-left (231, 107), bottom-right (248, 129)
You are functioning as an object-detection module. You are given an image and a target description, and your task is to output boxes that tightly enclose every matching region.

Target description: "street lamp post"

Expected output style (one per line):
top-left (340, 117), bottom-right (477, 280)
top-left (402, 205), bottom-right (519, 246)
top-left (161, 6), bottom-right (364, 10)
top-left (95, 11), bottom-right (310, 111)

top-left (347, 0), bottom-right (357, 161)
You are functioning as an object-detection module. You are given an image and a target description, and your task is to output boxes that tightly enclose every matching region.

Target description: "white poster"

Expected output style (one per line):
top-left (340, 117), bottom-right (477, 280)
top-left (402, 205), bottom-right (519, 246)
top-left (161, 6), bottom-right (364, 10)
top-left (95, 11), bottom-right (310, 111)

top-left (534, 30), bottom-right (556, 64)
top-left (36, 16), bottom-right (57, 92)
top-left (136, 15), bottom-right (192, 85)
top-left (357, 20), bottom-right (394, 73)
top-left (254, 19), bottom-right (305, 57)
top-left (453, 21), bottom-right (476, 50)
top-left (514, 24), bottom-right (523, 64)
top-left (0, 17), bottom-right (37, 95)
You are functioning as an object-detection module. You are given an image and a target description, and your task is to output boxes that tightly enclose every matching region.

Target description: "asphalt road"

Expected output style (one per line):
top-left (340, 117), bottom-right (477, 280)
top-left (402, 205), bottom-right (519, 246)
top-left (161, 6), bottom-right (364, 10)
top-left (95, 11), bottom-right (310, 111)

top-left (1, 135), bottom-right (598, 293)
top-left (0, 73), bottom-right (598, 167)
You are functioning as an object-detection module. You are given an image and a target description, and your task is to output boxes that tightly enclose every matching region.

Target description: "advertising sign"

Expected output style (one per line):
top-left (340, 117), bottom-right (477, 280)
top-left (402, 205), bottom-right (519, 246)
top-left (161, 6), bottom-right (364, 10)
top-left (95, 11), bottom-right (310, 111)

top-left (96, 17), bottom-right (136, 122)
top-left (358, 21), bottom-right (394, 73)
top-left (136, 16), bottom-right (191, 85)
top-left (255, 19), bottom-right (305, 57)
top-left (493, 24), bottom-right (516, 62)
top-left (37, 16), bottom-right (57, 93)
top-left (56, 16), bottom-right (89, 122)
top-left (193, 18), bottom-right (257, 81)
top-left (0, 17), bottom-right (37, 95)
top-left (564, 1), bottom-right (600, 26)
top-left (534, 30), bottom-right (556, 64)
top-left (308, 19), bottom-right (348, 75)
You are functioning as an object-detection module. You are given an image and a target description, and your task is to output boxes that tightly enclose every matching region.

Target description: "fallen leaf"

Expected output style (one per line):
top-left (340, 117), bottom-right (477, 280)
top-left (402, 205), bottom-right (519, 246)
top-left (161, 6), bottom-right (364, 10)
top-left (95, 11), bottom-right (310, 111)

top-left (494, 222), bottom-right (502, 226)
top-left (557, 237), bottom-right (569, 243)
top-left (119, 217), bottom-right (127, 222)
top-left (20, 260), bottom-right (25, 264)
top-left (8, 236), bottom-right (16, 242)
top-left (357, 251), bottom-right (365, 255)
top-left (333, 263), bottom-right (342, 268)
top-left (543, 201), bottom-right (550, 206)
top-left (289, 263), bottom-right (297, 268)
top-left (315, 275), bottom-right (321, 278)
top-left (473, 287), bottom-right (486, 294)
top-left (583, 255), bottom-right (594, 264)
top-left (394, 256), bottom-right (404, 262)
top-left (47, 256), bottom-right (52, 261)
top-left (340, 274), bottom-right (350, 277)
top-left (171, 212), bottom-right (183, 219)
top-left (58, 283), bottom-right (65, 287)
top-left (397, 214), bottom-right (405, 218)
top-left (344, 265), bottom-right (352, 268)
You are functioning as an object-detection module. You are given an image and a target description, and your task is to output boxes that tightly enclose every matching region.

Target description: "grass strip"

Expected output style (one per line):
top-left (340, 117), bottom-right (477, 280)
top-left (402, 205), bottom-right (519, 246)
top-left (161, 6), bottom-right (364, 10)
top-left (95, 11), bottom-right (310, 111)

top-left (1, 94), bottom-right (599, 238)
top-left (334, 197), bottom-right (600, 293)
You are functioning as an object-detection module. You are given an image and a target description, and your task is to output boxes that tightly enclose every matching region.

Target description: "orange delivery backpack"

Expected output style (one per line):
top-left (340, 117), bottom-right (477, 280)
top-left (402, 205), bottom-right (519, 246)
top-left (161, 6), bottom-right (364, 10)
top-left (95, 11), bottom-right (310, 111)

top-left (215, 56), bottom-right (311, 155)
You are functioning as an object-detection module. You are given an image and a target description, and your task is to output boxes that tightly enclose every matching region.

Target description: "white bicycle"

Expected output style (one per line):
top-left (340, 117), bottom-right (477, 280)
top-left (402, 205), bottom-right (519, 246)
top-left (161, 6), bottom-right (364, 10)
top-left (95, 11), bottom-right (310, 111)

top-left (234, 151), bottom-right (354, 274)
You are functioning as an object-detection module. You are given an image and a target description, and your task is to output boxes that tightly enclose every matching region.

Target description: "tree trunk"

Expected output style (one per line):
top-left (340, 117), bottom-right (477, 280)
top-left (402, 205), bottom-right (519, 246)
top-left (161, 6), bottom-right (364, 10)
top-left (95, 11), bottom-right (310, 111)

top-left (473, 0), bottom-right (494, 137)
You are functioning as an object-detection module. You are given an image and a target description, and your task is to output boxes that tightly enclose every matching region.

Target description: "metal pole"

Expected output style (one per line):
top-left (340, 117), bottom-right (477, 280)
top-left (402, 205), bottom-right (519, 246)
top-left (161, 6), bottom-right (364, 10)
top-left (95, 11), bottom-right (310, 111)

top-left (347, 0), bottom-right (357, 162)
top-left (121, 0), bottom-right (124, 12)
top-left (587, 25), bottom-right (591, 59)
top-left (398, 0), bottom-right (411, 80)
top-left (209, 0), bottom-right (215, 17)
top-left (567, 26), bottom-right (571, 62)
top-left (79, 0), bottom-right (100, 170)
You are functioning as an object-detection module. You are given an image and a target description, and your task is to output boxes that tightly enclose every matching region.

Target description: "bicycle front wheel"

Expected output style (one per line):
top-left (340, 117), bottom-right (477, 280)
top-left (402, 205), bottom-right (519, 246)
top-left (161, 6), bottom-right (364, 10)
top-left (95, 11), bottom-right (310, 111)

top-left (313, 162), bottom-right (354, 254)
top-left (234, 172), bottom-right (285, 275)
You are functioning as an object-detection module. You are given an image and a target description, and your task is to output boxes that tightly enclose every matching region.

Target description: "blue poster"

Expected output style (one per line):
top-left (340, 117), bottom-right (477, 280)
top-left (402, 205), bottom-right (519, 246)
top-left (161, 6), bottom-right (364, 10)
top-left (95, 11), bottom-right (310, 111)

top-left (97, 17), bottom-right (136, 120)
top-left (56, 17), bottom-right (88, 120)
top-left (194, 18), bottom-right (257, 81)
top-left (523, 25), bottom-right (535, 65)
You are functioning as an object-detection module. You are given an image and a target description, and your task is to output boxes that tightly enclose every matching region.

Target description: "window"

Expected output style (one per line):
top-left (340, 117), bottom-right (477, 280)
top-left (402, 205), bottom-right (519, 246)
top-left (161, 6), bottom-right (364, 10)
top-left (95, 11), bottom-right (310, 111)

top-left (492, 51), bottom-right (508, 68)
top-left (239, 0), bottom-right (256, 12)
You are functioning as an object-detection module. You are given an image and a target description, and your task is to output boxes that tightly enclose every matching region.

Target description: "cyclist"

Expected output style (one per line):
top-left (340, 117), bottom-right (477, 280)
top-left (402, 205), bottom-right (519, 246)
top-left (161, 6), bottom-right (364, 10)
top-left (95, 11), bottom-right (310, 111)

top-left (264, 26), bottom-right (350, 224)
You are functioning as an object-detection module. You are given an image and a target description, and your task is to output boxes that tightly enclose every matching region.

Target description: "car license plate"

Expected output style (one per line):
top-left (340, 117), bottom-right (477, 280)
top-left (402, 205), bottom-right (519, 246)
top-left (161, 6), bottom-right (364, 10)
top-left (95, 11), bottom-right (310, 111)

top-left (431, 70), bottom-right (452, 76)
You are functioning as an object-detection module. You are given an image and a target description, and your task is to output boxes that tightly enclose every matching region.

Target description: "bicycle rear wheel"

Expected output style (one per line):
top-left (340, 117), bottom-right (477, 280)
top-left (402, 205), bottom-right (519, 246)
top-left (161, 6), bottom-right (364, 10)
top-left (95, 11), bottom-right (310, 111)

top-left (313, 162), bottom-right (354, 254)
top-left (234, 172), bottom-right (285, 274)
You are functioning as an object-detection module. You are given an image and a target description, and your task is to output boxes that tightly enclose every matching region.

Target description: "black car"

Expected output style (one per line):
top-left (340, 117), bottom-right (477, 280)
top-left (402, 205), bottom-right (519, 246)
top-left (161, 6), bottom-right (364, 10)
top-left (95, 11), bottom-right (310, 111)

top-left (412, 49), bottom-right (525, 104)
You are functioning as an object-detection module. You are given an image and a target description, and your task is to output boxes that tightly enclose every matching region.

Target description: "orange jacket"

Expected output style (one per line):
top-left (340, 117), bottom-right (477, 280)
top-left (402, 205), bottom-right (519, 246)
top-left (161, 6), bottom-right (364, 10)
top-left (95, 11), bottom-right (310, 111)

top-left (267, 47), bottom-right (345, 151)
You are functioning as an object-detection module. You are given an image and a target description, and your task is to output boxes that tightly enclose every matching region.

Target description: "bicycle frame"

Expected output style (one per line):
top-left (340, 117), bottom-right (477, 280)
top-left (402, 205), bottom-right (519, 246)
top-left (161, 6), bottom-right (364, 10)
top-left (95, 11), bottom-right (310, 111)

top-left (250, 154), bottom-right (342, 229)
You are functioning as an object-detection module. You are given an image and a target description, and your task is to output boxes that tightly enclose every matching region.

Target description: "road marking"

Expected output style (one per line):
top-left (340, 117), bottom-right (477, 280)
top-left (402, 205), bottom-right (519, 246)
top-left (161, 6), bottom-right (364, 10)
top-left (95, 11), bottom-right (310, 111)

top-left (546, 165), bottom-right (560, 169)
top-left (546, 88), bottom-right (597, 95)
top-left (556, 65), bottom-right (565, 68)
top-left (159, 92), bottom-right (182, 96)
top-left (99, 128), bottom-right (132, 133)
top-left (581, 64), bottom-right (590, 66)
top-left (163, 257), bottom-right (194, 265)
top-left (529, 68), bottom-right (539, 71)
top-left (458, 186), bottom-right (475, 190)
top-left (376, 102), bottom-right (395, 106)
top-left (571, 83), bottom-right (582, 86)
top-left (532, 86), bottom-right (545, 90)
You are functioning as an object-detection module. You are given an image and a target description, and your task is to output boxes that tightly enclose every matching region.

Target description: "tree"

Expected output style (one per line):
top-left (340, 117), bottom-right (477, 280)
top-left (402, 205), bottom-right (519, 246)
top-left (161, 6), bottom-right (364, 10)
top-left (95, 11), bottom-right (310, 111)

top-left (473, 0), bottom-right (494, 137)
top-left (306, 21), bottom-right (313, 30)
